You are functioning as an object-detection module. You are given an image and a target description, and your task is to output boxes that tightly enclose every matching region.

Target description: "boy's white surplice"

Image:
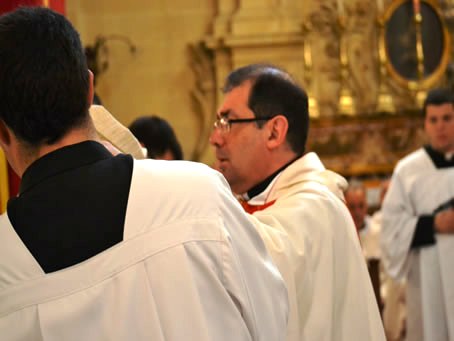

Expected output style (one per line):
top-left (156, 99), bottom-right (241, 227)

top-left (0, 160), bottom-right (288, 341)
top-left (382, 148), bottom-right (454, 341)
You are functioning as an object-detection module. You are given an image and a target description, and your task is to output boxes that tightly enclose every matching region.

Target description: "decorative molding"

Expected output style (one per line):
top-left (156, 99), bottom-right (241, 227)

top-left (188, 42), bottom-right (217, 161)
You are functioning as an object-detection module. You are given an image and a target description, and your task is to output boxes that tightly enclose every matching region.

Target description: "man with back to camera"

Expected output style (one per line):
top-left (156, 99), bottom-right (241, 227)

top-left (382, 88), bottom-right (454, 341)
top-left (0, 8), bottom-right (289, 340)
top-left (209, 63), bottom-right (386, 341)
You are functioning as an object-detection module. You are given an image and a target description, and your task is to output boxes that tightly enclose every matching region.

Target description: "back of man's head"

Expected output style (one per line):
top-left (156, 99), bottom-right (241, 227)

top-left (0, 7), bottom-right (89, 146)
top-left (423, 88), bottom-right (454, 117)
top-left (223, 64), bottom-right (309, 156)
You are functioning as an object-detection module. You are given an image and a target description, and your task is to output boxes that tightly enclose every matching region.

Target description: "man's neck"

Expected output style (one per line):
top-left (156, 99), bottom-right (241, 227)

top-left (242, 153), bottom-right (300, 199)
top-left (431, 143), bottom-right (454, 156)
top-left (19, 122), bottom-right (98, 177)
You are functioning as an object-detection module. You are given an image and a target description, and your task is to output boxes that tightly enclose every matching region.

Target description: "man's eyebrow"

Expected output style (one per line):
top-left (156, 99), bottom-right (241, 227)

top-left (219, 110), bottom-right (230, 118)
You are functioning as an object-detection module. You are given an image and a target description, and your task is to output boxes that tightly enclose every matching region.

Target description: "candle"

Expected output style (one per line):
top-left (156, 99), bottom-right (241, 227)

top-left (337, 0), bottom-right (344, 17)
top-left (413, 0), bottom-right (420, 15)
top-left (377, 0), bottom-right (383, 13)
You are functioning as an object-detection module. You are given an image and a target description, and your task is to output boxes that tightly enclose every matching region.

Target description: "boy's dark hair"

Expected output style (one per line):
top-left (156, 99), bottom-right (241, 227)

top-left (0, 7), bottom-right (90, 145)
top-left (423, 88), bottom-right (454, 117)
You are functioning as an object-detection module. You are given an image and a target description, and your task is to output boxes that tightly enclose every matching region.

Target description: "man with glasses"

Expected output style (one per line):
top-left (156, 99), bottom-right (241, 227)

top-left (210, 64), bottom-right (386, 341)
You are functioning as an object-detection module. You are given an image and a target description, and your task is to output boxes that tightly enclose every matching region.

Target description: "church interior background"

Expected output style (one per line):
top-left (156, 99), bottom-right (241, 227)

top-left (2, 0), bottom-right (454, 211)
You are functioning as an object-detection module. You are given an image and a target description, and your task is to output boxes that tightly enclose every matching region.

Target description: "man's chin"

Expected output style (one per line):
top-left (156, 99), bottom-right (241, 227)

top-left (432, 142), bottom-right (451, 153)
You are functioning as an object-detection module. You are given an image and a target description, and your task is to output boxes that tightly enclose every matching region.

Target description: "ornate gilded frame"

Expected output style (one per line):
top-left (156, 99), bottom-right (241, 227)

top-left (379, 0), bottom-right (451, 90)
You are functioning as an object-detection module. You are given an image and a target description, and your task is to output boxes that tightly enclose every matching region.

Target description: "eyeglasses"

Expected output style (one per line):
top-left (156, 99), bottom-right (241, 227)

top-left (213, 115), bottom-right (274, 134)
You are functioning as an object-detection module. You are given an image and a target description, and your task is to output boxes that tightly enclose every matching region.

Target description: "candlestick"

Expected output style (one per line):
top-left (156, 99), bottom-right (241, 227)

top-left (413, 0), bottom-right (420, 15)
top-left (337, 0), bottom-right (344, 17)
top-left (377, 0), bottom-right (383, 13)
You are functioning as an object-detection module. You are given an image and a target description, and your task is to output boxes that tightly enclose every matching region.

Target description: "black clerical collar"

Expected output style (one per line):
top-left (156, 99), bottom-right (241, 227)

top-left (424, 145), bottom-right (454, 169)
top-left (20, 141), bottom-right (113, 196)
top-left (244, 155), bottom-right (300, 200)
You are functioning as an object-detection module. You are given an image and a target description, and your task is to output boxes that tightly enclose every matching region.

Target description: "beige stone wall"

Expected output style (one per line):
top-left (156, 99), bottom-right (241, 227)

top-left (66, 0), bottom-right (216, 163)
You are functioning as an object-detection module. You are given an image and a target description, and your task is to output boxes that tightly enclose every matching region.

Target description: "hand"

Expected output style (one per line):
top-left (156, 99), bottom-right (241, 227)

top-left (434, 208), bottom-right (454, 234)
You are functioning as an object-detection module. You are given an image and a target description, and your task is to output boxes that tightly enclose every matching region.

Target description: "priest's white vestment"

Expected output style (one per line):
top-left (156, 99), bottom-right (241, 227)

top-left (245, 153), bottom-right (386, 341)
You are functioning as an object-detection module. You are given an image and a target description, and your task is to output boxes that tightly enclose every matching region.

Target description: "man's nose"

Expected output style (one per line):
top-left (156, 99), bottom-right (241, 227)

top-left (209, 127), bottom-right (224, 147)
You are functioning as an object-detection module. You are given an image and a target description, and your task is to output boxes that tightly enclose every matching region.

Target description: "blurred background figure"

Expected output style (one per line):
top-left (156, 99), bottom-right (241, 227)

top-left (129, 115), bottom-right (183, 160)
top-left (345, 181), bottom-right (382, 310)
top-left (371, 179), bottom-right (406, 341)
top-left (345, 181), bottom-right (379, 259)
top-left (369, 179), bottom-right (390, 241)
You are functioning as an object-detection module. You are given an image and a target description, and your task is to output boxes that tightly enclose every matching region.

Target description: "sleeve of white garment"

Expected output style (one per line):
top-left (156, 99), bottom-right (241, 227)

top-left (381, 168), bottom-right (419, 280)
top-left (128, 160), bottom-right (289, 341)
top-left (211, 172), bottom-right (289, 340)
top-left (246, 201), bottom-right (310, 341)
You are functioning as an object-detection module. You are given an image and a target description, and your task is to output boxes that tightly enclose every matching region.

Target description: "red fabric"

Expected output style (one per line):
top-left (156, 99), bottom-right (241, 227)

top-left (239, 199), bottom-right (277, 214)
top-left (7, 165), bottom-right (20, 198)
top-left (0, 0), bottom-right (65, 15)
top-left (0, 0), bottom-right (41, 14)
top-left (48, 0), bottom-right (65, 14)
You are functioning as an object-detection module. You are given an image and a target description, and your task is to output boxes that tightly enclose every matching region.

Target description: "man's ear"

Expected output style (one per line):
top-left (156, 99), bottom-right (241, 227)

top-left (87, 69), bottom-right (94, 107)
top-left (0, 119), bottom-right (12, 150)
top-left (265, 115), bottom-right (288, 150)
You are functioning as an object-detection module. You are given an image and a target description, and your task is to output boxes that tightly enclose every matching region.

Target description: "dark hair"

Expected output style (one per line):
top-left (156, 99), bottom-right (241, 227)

top-left (223, 64), bottom-right (309, 155)
top-left (0, 7), bottom-right (90, 145)
top-left (129, 116), bottom-right (183, 160)
top-left (423, 88), bottom-right (454, 117)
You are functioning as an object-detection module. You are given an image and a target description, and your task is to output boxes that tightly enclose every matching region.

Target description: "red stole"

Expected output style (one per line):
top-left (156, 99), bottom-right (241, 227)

top-left (239, 199), bottom-right (276, 214)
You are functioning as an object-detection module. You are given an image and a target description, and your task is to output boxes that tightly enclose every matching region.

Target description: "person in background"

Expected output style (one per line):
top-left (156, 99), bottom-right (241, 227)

top-left (371, 179), bottom-right (406, 341)
top-left (345, 181), bottom-right (379, 260)
top-left (209, 63), bottom-right (386, 341)
top-left (129, 115), bottom-right (183, 160)
top-left (382, 87), bottom-right (454, 341)
top-left (0, 8), bottom-right (289, 340)
top-left (345, 180), bottom-right (382, 314)
top-left (369, 179), bottom-right (390, 243)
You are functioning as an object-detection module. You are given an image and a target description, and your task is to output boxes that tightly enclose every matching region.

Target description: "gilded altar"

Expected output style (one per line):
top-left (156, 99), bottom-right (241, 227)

top-left (188, 0), bottom-right (453, 174)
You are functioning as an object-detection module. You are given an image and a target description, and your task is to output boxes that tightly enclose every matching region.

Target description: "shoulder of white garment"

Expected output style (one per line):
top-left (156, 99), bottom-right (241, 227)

top-left (394, 148), bottom-right (428, 175)
top-left (134, 159), bottom-right (228, 190)
top-left (270, 152), bottom-right (348, 202)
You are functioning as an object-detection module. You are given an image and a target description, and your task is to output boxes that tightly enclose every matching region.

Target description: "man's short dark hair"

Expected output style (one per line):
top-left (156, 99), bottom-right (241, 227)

top-left (223, 64), bottom-right (309, 155)
top-left (0, 7), bottom-right (90, 145)
top-left (129, 116), bottom-right (183, 160)
top-left (423, 88), bottom-right (454, 117)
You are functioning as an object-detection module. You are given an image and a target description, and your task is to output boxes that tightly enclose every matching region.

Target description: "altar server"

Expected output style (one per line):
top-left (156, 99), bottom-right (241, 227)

top-left (382, 87), bottom-right (454, 341)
